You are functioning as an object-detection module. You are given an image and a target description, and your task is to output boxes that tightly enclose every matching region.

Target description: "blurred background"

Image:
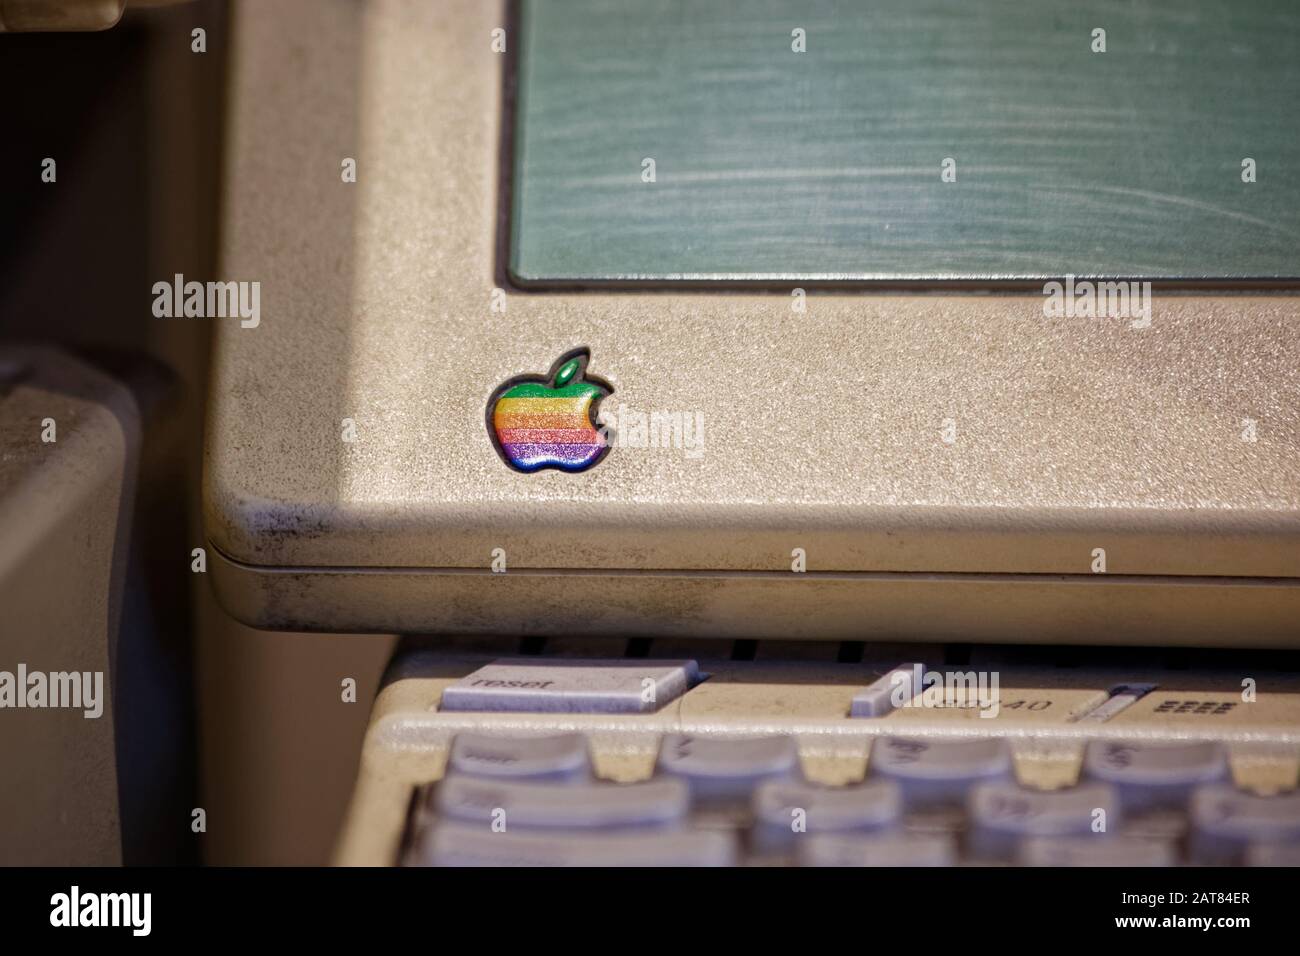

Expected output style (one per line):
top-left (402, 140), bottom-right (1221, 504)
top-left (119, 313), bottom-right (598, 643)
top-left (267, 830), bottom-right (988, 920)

top-left (0, 0), bottom-right (395, 865)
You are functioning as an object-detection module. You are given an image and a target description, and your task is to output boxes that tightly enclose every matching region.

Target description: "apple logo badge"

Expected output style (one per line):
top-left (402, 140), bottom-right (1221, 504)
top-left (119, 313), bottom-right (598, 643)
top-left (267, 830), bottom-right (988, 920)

top-left (487, 348), bottom-right (613, 473)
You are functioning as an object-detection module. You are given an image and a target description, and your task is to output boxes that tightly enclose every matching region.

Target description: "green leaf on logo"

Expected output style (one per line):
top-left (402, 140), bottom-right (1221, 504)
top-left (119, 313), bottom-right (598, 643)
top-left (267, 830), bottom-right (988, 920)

top-left (553, 357), bottom-right (581, 388)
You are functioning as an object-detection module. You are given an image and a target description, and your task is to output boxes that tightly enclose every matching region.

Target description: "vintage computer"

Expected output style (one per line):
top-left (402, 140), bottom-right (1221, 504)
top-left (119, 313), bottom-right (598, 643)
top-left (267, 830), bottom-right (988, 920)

top-left (199, 0), bottom-right (1300, 867)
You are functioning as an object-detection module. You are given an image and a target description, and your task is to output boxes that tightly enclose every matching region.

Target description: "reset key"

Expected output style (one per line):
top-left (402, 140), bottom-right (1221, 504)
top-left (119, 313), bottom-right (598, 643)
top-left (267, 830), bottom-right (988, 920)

top-left (438, 659), bottom-right (700, 714)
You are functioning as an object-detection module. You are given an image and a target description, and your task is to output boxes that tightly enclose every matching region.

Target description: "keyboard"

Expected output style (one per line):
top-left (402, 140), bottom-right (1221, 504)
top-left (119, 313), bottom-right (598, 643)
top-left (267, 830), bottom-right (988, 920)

top-left (400, 731), bottom-right (1300, 867)
top-left (341, 643), bottom-right (1300, 867)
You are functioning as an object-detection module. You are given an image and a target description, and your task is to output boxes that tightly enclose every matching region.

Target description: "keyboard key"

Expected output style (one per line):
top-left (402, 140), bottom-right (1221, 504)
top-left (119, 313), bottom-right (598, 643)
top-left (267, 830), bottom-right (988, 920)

top-left (1081, 739), bottom-right (1227, 811)
top-left (1119, 806), bottom-right (1190, 843)
top-left (1245, 843), bottom-right (1300, 867)
top-left (1069, 683), bottom-right (1157, 723)
top-left (1018, 836), bottom-right (1176, 867)
top-left (898, 803), bottom-right (968, 836)
top-left (417, 823), bottom-right (737, 867)
top-left (438, 658), bottom-right (699, 714)
top-left (1188, 785), bottom-right (1300, 865)
top-left (751, 779), bottom-right (902, 853)
top-left (797, 832), bottom-right (957, 867)
top-left (967, 781), bottom-right (1120, 861)
top-left (434, 776), bottom-right (689, 830)
top-left (656, 734), bottom-right (800, 802)
top-left (447, 732), bottom-right (591, 783)
top-left (849, 663), bottom-right (926, 717)
top-left (869, 736), bottom-right (1013, 806)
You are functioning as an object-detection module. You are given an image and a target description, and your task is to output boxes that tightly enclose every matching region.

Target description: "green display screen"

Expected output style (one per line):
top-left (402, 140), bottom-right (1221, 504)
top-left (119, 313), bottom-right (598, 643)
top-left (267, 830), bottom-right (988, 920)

top-left (508, 0), bottom-right (1300, 285)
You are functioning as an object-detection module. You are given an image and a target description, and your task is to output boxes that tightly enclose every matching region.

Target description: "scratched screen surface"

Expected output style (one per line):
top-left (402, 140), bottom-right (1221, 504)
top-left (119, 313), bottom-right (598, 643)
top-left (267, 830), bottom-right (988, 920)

top-left (508, 0), bottom-right (1300, 284)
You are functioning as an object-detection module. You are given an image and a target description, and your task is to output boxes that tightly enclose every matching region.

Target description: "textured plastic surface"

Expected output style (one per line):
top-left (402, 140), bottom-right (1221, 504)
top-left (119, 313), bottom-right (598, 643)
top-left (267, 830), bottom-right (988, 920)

top-left (205, 0), bottom-right (1300, 637)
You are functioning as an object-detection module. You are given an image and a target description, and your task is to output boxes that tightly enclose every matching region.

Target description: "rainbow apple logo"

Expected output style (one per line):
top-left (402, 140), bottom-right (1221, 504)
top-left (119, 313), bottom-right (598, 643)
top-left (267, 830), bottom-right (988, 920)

top-left (487, 348), bottom-right (613, 473)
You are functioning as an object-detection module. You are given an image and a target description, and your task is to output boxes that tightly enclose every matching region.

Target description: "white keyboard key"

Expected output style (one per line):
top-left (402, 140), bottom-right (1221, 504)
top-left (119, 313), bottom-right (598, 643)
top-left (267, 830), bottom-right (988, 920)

top-left (751, 779), bottom-right (902, 853)
top-left (1119, 806), bottom-right (1190, 842)
top-left (1245, 842), bottom-right (1300, 867)
top-left (447, 732), bottom-right (591, 782)
top-left (898, 803), bottom-right (968, 836)
top-left (1069, 683), bottom-right (1157, 723)
top-left (1189, 785), bottom-right (1300, 865)
top-left (1082, 739), bottom-right (1227, 811)
top-left (418, 823), bottom-right (737, 867)
top-left (656, 734), bottom-right (800, 802)
top-left (798, 832), bottom-right (957, 867)
top-left (434, 776), bottom-right (689, 830)
top-left (1018, 836), bottom-right (1176, 867)
top-left (849, 663), bottom-right (926, 717)
top-left (870, 736), bottom-right (1013, 806)
top-left (968, 781), bottom-right (1120, 861)
top-left (438, 658), bottom-right (699, 714)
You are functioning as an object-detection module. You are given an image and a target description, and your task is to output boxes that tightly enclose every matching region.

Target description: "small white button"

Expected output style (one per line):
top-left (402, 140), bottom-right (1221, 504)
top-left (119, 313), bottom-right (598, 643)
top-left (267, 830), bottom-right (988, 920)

top-left (438, 658), bottom-right (699, 714)
top-left (447, 732), bottom-right (591, 782)
top-left (1018, 836), bottom-right (1176, 867)
top-left (418, 824), bottom-right (737, 867)
top-left (1082, 739), bottom-right (1227, 811)
top-left (798, 832), bottom-right (957, 867)
top-left (849, 663), bottom-right (925, 717)
top-left (870, 736), bottom-right (1012, 807)
top-left (1245, 842), bottom-right (1300, 867)
top-left (1189, 785), bottom-right (1300, 865)
top-left (751, 779), bottom-right (901, 853)
top-left (968, 781), bottom-right (1120, 861)
top-left (435, 777), bottom-right (690, 830)
top-left (656, 734), bottom-right (799, 801)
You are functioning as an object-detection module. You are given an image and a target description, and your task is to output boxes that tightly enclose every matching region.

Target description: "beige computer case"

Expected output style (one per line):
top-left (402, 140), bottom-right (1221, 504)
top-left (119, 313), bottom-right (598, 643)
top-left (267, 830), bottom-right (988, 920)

top-left (204, 0), bottom-right (1300, 644)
